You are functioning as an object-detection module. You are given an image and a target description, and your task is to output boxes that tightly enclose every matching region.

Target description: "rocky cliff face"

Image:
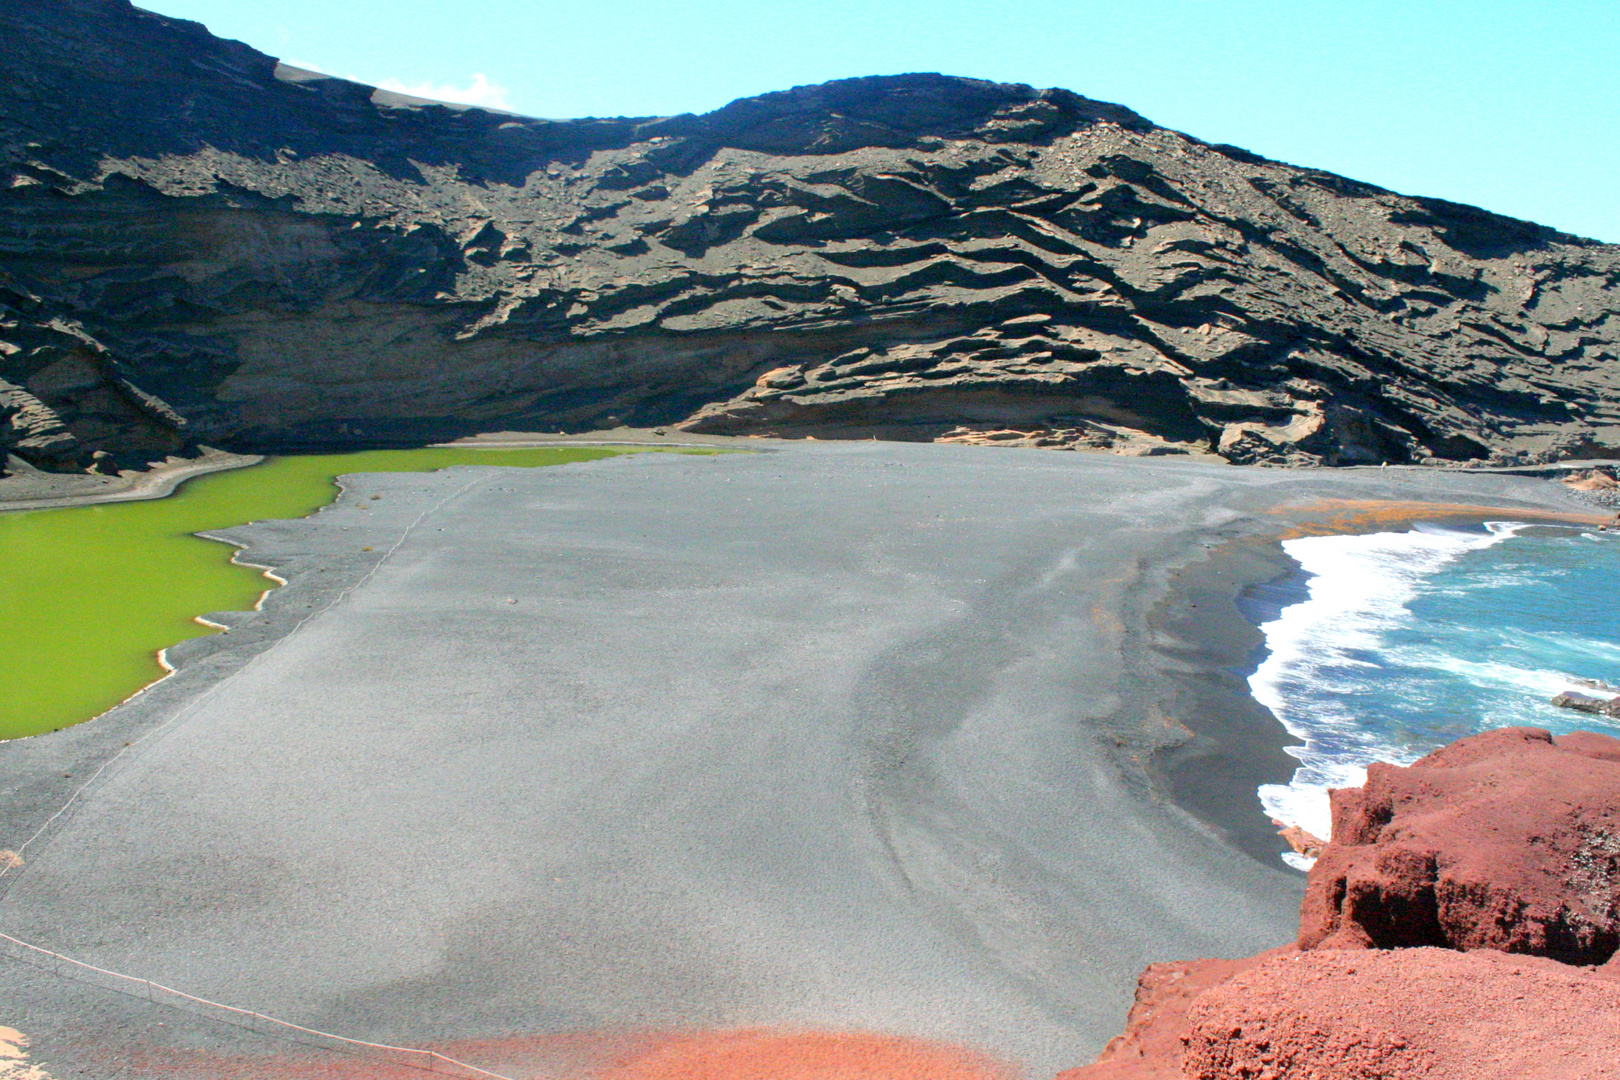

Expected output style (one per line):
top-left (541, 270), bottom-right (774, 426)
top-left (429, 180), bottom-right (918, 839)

top-left (1060, 727), bottom-right (1620, 1080)
top-left (1301, 726), bottom-right (1620, 965)
top-left (3, 0), bottom-right (1618, 473)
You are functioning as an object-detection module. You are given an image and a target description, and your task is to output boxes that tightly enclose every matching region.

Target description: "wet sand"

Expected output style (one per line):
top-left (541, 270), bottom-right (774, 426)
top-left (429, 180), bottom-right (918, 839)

top-left (0, 446), bottom-right (263, 511)
top-left (0, 442), bottom-right (1604, 1079)
top-left (0, 429), bottom-right (752, 513)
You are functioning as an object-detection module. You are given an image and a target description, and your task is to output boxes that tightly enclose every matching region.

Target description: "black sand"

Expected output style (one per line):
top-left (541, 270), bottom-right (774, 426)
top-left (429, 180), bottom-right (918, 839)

top-left (0, 442), bottom-right (1602, 1078)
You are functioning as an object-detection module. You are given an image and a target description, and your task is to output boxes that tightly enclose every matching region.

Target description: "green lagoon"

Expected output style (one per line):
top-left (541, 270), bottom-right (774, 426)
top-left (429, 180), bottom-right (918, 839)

top-left (0, 446), bottom-right (653, 740)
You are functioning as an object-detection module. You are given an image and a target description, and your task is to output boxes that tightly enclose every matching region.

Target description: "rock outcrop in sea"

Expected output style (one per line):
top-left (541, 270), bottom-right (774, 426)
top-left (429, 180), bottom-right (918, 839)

top-left (3, 0), bottom-right (1619, 475)
top-left (1060, 727), bottom-right (1620, 1080)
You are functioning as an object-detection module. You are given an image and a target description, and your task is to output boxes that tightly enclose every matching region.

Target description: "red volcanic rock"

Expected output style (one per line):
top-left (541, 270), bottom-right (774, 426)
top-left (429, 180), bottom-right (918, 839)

top-left (1299, 726), bottom-right (1620, 965)
top-left (1061, 727), bottom-right (1620, 1080)
top-left (1061, 948), bottom-right (1620, 1080)
top-left (1181, 947), bottom-right (1620, 1080)
top-left (1055, 952), bottom-right (1285, 1080)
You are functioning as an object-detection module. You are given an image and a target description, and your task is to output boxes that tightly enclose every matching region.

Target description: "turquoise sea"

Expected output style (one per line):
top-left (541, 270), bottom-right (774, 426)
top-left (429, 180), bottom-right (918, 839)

top-left (1246, 519), bottom-right (1620, 869)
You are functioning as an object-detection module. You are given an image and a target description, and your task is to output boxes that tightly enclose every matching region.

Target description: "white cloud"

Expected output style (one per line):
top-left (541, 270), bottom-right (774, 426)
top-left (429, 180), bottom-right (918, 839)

top-left (374, 73), bottom-right (514, 111)
top-left (275, 61), bottom-right (517, 113)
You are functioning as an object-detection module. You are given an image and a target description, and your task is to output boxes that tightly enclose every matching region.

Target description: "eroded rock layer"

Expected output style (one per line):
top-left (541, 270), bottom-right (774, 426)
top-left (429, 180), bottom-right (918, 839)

top-left (1301, 726), bottom-right (1620, 965)
top-left (1178, 948), bottom-right (1620, 1080)
top-left (1061, 727), bottom-right (1620, 1080)
top-left (3, 0), bottom-right (1618, 471)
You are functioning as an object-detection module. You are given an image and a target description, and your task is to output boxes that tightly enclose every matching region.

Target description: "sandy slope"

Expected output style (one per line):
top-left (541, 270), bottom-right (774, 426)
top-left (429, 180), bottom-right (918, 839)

top-left (0, 443), bottom-right (1603, 1079)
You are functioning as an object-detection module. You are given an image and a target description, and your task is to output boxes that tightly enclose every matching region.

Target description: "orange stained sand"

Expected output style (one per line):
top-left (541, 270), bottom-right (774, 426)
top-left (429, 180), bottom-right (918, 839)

top-left (1271, 498), bottom-right (1608, 538)
top-left (78, 1029), bottom-right (653, 1080)
top-left (596, 1029), bottom-right (1018, 1080)
top-left (74, 1028), bottom-right (1015, 1080)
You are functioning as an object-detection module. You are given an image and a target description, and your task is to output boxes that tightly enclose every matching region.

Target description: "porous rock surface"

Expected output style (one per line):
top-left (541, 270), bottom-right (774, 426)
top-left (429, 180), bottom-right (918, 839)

top-left (1055, 953), bottom-right (1278, 1080)
top-left (1062, 727), bottom-right (1620, 1079)
top-left (3, 0), bottom-right (1619, 472)
top-left (1300, 726), bottom-right (1620, 965)
top-left (1061, 948), bottom-right (1620, 1080)
top-left (1179, 948), bottom-right (1620, 1080)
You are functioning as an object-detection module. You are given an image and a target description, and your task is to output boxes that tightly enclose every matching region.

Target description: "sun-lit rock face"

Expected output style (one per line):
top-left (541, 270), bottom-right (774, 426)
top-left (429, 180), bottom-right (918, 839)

top-left (1300, 725), bottom-right (1620, 964)
top-left (1177, 947), bottom-right (1620, 1080)
top-left (1059, 726), bottom-right (1620, 1080)
top-left (3, 0), bottom-right (1618, 472)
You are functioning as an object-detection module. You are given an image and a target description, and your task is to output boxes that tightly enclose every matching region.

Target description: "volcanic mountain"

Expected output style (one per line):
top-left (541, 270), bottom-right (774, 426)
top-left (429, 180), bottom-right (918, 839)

top-left (3, 0), bottom-right (1617, 472)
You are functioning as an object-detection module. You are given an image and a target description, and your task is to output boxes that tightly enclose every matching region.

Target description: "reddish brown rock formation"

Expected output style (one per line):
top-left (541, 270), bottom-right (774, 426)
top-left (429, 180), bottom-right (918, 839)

top-left (1061, 727), bottom-right (1620, 1080)
top-left (1056, 953), bottom-right (1282, 1080)
top-left (1181, 948), bottom-right (1620, 1080)
top-left (1299, 726), bottom-right (1620, 965)
top-left (1273, 818), bottom-right (1326, 860)
top-left (1064, 948), bottom-right (1620, 1080)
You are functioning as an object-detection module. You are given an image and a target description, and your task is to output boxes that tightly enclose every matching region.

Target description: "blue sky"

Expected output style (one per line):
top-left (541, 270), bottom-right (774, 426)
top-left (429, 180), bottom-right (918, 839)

top-left (142, 0), bottom-right (1618, 243)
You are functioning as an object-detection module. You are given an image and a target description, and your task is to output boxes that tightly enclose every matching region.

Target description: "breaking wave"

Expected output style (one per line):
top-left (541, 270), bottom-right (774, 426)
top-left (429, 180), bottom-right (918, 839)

top-left (1248, 521), bottom-right (1620, 870)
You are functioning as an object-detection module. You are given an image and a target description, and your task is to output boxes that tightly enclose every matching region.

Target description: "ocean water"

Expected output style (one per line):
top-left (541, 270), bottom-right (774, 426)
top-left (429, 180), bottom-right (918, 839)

top-left (1247, 519), bottom-right (1620, 869)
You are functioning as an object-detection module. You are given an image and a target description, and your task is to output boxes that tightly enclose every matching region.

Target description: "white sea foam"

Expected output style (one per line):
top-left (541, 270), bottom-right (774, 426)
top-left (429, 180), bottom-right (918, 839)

top-left (1250, 521), bottom-right (1528, 859)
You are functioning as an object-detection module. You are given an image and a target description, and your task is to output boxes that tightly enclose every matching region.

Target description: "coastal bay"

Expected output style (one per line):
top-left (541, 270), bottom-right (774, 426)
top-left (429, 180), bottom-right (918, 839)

top-left (1251, 517), bottom-right (1620, 853)
top-left (0, 3), bottom-right (1614, 1075)
top-left (0, 443), bottom-right (1605, 1079)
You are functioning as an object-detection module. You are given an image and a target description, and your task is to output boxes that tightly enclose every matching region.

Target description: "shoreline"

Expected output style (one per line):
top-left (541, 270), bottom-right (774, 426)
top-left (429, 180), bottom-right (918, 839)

top-left (0, 428), bottom-right (768, 513)
top-left (1136, 535), bottom-right (1306, 866)
top-left (0, 447), bottom-right (263, 512)
top-left (3, 449), bottom-right (1606, 856)
top-left (0, 445), bottom-right (1612, 1078)
top-left (1146, 495), bottom-right (1615, 870)
top-left (3, 449), bottom-right (1607, 859)
top-left (1247, 511), bottom-right (1620, 851)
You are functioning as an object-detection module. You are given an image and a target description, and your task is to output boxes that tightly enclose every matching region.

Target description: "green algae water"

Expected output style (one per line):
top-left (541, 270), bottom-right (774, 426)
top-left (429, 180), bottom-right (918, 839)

top-left (0, 446), bottom-right (647, 740)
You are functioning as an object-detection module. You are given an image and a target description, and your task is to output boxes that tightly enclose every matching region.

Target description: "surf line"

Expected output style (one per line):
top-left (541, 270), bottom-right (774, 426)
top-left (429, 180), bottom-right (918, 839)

top-left (1250, 520), bottom-right (1529, 868)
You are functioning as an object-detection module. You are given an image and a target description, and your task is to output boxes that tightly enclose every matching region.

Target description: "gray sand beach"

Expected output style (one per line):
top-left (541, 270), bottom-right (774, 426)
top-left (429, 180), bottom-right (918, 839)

top-left (0, 442), bottom-right (1604, 1078)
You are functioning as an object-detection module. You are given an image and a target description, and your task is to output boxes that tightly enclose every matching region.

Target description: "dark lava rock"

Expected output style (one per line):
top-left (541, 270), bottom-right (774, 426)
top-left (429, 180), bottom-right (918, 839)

top-left (3, 0), bottom-right (1619, 470)
top-left (1552, 690), bottom-right (1620, 717)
